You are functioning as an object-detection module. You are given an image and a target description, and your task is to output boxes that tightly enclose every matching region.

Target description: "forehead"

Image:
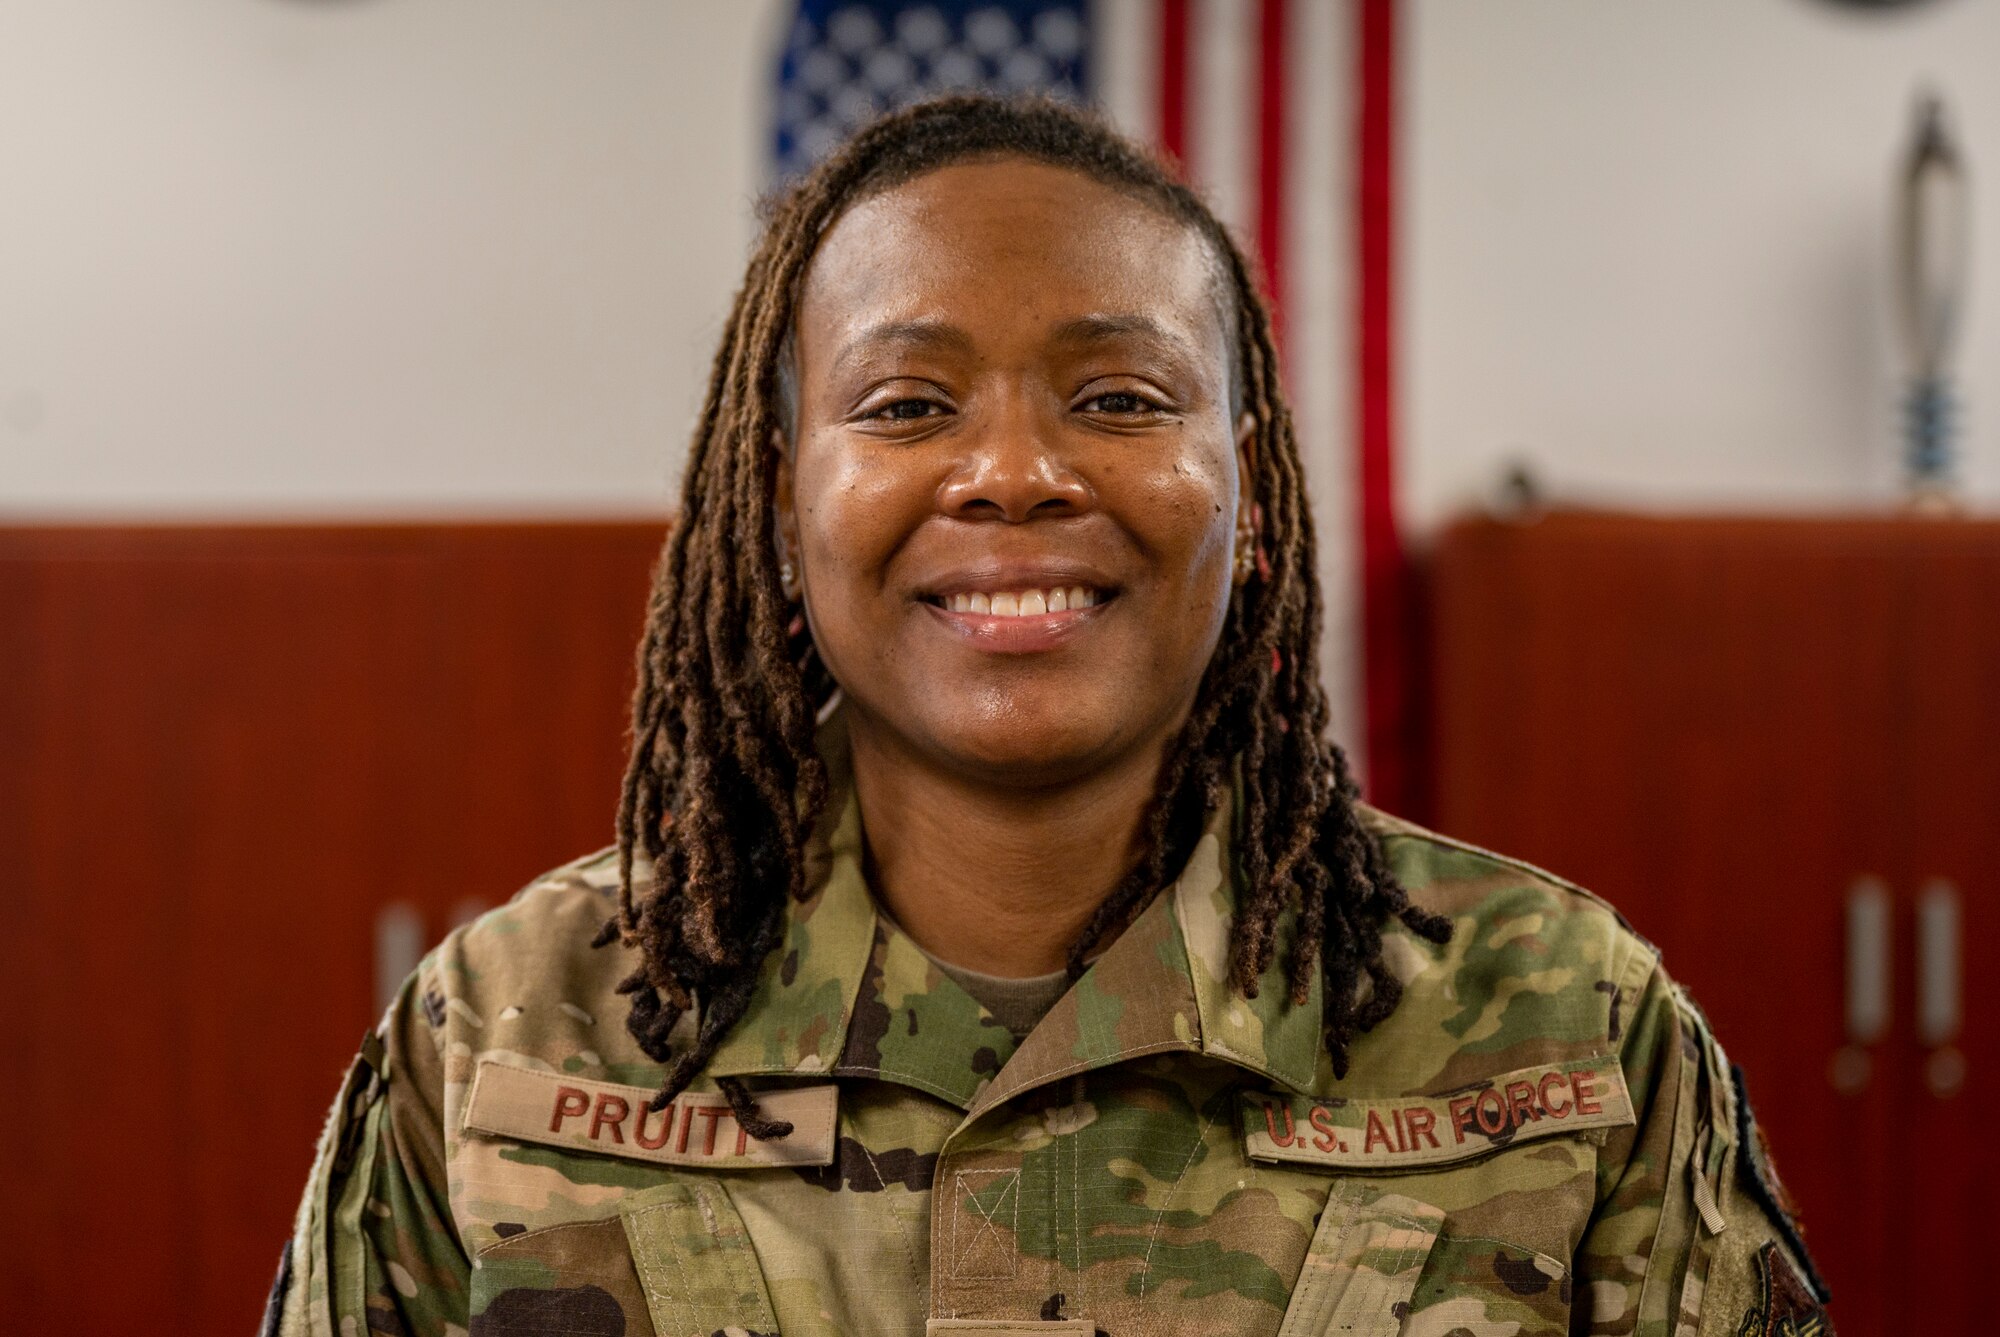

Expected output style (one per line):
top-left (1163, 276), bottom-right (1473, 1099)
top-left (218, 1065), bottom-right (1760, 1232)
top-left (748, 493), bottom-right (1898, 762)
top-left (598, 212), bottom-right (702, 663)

top-left (795, 157), bottom-right (1228, 366)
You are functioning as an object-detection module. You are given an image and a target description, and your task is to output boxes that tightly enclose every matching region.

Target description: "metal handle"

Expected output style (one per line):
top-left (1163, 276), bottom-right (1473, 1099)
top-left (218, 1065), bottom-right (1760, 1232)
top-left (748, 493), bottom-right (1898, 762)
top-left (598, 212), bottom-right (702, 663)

top-left (1916, 879), bottom-right (1961, 1047)
top-left (375, 901), bottom-right (424, 1016)
top-left (1846, 877), bottom-right (1892, 1045)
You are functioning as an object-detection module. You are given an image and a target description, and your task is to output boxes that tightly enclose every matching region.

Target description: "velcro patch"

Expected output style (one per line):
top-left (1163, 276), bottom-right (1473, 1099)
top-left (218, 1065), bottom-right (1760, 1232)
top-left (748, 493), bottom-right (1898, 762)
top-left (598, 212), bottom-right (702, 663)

top-left (1739, 1241), bottom-right (1830, 1337)
top-left (1242, 1058), bottom-right (1634, 1170)
top-left (462, 1059), bottom-right (837, 1168)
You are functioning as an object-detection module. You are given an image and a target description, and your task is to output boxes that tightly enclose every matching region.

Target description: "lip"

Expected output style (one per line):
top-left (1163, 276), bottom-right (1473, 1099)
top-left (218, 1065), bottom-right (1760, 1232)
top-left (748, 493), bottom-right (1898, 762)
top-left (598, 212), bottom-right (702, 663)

top-left (912, 559), bottom-right (1120, 655)
top-left (920, 597), bottom-right (1113, 654)
top-left (917, 559), bottom-right (1119, 601)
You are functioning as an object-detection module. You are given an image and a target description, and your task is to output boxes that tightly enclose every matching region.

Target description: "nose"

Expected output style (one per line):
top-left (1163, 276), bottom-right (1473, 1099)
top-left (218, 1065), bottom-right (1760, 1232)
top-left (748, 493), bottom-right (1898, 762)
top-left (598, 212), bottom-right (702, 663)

top-left (936, 401), bottom-right (1093, 523)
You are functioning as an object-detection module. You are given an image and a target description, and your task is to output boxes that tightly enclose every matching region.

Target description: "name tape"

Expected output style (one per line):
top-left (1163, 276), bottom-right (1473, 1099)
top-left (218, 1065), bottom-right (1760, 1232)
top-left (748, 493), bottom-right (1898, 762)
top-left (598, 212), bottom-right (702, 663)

top-left (1242, 1058), bottom-right (1634, 1170)
top-left (462, 1059), bottom-right (838, 1168)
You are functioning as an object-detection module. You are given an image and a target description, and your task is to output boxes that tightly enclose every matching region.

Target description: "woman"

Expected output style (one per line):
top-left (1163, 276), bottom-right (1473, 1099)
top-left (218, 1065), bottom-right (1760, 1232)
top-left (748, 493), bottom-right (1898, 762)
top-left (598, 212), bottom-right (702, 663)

top-left (272, 97), bottom-right (1828, 1337)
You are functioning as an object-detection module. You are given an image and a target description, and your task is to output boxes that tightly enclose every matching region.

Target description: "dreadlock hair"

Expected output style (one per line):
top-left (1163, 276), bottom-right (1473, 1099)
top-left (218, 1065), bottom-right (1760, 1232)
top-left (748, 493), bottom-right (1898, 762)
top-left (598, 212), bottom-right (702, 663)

top-left (601, 93), bottom-right (1452, 1137)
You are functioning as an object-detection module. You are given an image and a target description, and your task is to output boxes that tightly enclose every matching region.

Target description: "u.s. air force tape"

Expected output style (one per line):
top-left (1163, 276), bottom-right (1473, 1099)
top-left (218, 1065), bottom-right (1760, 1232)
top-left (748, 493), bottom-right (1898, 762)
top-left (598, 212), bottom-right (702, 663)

top-left (1242, 1057), bottom-right (1634, 1170)
top-left (462, 1059), bottom-right (838, 1168)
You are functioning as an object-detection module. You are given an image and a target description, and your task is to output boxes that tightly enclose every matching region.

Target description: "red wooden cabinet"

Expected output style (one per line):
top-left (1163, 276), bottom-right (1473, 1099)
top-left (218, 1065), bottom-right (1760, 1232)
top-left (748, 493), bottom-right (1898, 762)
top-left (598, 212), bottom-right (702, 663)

top-left (7, 515), bottom-right (1986, 1333)
top-left (1426, 512), bottom-right (2000, 1336)
top-left (0, 524), bottom-right (663, 1335)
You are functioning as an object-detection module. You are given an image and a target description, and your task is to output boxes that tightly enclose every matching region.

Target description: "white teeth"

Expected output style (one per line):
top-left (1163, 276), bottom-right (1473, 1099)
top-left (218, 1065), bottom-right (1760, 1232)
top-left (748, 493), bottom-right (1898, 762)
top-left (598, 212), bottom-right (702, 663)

top-left (940, 586), bottom-right (1104, 617)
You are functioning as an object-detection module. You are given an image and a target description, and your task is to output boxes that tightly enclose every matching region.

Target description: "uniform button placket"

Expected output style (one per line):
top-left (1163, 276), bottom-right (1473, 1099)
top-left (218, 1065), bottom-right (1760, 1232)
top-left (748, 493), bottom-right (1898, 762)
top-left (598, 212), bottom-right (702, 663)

top-left (932, 1102), bottom-right (1044, 1322)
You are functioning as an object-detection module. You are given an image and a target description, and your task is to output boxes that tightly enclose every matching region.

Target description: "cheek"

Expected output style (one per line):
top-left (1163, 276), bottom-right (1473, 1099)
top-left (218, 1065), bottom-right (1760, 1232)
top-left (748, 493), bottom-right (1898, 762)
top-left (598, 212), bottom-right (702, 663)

top-left (1143, 454), bottom-right (1241, 676)
top-left (790, 438), bottom-right (941, 663)
top-left (793, 440), bottom-right (920, 586)
top-left (1139, 448), bottom-right (1238, 597)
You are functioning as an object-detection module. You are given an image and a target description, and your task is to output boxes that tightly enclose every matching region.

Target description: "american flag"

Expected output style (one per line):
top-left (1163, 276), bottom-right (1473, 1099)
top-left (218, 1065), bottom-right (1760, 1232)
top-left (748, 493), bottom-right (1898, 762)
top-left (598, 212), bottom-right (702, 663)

top-left (773, 0), bottom-right (1407, 805)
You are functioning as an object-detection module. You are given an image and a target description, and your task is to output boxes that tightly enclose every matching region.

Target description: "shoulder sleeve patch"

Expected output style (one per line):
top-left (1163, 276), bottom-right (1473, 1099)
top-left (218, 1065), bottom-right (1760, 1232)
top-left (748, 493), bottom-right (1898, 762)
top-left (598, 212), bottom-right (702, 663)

top-left (1736, 1240), bottom-right (1832, 1337)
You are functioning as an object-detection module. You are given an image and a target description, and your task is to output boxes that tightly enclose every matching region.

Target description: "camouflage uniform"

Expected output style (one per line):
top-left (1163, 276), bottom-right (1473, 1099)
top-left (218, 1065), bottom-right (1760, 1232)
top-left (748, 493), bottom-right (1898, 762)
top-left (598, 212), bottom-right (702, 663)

top-left (271, 749), bottom-right (1831, 1337)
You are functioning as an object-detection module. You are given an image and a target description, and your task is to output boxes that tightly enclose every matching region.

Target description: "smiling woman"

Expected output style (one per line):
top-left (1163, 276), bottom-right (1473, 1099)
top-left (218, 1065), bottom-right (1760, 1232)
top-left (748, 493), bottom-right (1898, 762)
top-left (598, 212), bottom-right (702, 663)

top-left (776, 155), bottom-right (1349, 989)
top-left (272, 97), bottom-right (1833, 1337)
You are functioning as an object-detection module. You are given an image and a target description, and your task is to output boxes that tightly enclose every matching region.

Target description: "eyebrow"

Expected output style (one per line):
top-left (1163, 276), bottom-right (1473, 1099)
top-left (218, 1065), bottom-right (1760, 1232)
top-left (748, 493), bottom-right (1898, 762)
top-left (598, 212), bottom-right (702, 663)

top-left (827, 312), bottom-right (1200, 375)
top-left (1049, 313), bottom-right (1183, 346)
top-left (827, 318), bottom-right (975, 379)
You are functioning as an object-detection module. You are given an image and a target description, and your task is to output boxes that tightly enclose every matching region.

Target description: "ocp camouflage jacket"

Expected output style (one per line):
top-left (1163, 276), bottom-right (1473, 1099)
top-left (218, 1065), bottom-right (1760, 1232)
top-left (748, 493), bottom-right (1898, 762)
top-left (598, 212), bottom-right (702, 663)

top-left (271, 766), bottom-right (1832, 1337)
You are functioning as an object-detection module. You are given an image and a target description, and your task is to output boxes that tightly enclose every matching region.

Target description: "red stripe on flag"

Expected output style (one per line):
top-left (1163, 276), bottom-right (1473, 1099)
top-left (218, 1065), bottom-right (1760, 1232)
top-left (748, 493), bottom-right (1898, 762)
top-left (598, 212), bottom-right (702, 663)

top-left (1255, 0), bottom-right (1288, 353)
top-left (1158, 0), bottom-right (1192, 171)
top-left (1356, 0), bottom-right (1411, 811)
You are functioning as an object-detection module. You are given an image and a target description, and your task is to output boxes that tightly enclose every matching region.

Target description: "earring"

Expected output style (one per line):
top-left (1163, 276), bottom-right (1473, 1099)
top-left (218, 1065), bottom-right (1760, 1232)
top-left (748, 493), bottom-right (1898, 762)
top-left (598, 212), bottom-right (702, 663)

top-left (1233, 521), bottom-right (1258, 583)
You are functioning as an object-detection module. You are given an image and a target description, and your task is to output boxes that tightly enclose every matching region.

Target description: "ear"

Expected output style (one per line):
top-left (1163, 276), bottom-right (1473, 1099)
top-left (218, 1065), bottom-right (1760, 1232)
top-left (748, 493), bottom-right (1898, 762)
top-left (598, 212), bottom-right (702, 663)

top-left (771, 430), bottom-right (801, 594)
top-left (1234, 410), bottom-right (1259, 534)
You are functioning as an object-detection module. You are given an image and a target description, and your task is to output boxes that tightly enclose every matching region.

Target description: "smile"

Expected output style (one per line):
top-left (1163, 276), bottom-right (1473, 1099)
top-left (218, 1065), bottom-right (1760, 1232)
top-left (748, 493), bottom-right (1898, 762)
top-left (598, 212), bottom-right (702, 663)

top-left (932, 586), bottom-right (1105, 617)
top-left (917, 577), bottom-right (1117, 654)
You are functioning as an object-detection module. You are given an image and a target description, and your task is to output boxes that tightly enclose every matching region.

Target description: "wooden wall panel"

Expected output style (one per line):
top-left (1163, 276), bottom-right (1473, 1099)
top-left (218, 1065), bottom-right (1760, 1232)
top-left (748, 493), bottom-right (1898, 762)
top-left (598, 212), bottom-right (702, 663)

top-left (1426, 511), bottom-right (2000, 1334)
top-left (1880, 521), bottom-right (2000, 1336)
top-left (0, 523), bottom-right (663, 1334)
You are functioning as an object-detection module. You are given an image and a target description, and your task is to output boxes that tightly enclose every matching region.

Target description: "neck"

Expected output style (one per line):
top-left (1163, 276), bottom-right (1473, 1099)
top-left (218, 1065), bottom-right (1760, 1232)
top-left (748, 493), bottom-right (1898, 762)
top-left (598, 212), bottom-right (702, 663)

top-left (847, 722), bottom-right (1165, 979)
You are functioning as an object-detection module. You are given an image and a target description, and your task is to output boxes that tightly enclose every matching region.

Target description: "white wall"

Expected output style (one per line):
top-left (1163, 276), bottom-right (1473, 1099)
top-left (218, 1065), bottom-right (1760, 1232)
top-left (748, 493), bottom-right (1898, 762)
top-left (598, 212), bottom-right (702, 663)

top-left (0, 0), bottom-right (780, 517)
top-left (1406, 0), bottom-right (2000, 531)
top-left (6, 1), bottom-right (1996, 528)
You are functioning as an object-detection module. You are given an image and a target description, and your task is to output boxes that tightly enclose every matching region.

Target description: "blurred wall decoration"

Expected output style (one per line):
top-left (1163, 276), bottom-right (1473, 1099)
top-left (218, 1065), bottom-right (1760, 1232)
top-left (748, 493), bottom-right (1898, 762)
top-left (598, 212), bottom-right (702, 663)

top-left (3, 1), bottom-right (1998, 1333)
top-left (1895, 90), bottom-right (1970, 501)
top-left (1403, 1), bottom-right (1998, 524)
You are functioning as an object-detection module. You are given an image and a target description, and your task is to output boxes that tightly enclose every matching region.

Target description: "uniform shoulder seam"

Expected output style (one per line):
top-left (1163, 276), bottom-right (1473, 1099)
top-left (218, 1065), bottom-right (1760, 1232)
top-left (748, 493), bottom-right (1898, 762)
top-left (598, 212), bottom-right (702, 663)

top-left (1359, 804), bottom-right (1654, 950)
top-left (445, 847), bottom-right (625, 939)
top-left (513, 844), bottom-right (622, 897)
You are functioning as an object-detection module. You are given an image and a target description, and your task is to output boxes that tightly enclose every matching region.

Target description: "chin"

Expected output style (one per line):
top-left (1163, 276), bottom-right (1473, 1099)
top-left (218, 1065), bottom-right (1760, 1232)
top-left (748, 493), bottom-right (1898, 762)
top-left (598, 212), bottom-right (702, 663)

top-left (913, 690), bottom-right (1156, 789)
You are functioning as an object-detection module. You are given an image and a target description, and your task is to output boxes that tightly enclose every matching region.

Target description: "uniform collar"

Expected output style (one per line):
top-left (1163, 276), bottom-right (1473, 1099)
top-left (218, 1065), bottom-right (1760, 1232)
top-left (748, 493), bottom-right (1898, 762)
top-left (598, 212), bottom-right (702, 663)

top-left (703, 716), bottom-right (1328, 1110)
top-left (968, 791), bottom-right (1327, 1114)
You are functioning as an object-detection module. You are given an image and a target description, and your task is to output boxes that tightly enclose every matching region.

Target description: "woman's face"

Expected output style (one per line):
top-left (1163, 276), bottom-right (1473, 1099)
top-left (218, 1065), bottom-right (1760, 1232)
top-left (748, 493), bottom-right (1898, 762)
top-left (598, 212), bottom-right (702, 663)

top-left (777, 156), bottom-right (1252, 787)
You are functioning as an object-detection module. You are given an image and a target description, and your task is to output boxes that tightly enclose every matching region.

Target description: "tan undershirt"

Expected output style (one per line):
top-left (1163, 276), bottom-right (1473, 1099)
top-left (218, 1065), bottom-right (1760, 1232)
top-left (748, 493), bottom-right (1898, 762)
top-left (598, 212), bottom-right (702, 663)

top-left (928, 956), bottom-right (1073, 1040)
top-left (874, 901), bottom-right (1073, 1038)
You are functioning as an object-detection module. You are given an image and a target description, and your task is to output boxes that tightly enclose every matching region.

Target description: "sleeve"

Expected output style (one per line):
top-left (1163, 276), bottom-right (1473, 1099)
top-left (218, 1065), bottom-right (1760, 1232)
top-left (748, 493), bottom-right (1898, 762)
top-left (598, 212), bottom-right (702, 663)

top-left (263, 957), bottom-right (471, 1337)
top-left (1571, 958), bottom-right (1835, 1337)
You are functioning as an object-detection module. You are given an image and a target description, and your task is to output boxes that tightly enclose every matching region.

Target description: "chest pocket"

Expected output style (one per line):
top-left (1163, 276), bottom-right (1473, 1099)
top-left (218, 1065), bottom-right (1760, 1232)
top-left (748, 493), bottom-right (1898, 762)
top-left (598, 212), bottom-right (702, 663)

top-left (619, 1178), bottom-right (781, 1337)
top-left (1256, 1134), bottom-right (1598, 1336)
top-left (1277, 1182), bottom-right (1443, 1336)
top-left (473, 1216), bottom-right (656, 1335)
top-left (1273, 1168), bottom-right (1579, 1337)
top-left (469, 1178), bottom-right (778, 1337)
top-left (1252, 1059), bottom-right (1622, 1335)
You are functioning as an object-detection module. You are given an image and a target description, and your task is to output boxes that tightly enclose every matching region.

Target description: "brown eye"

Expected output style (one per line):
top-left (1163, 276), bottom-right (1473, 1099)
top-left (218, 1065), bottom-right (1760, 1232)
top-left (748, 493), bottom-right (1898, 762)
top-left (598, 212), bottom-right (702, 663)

top-left (1082, 391), bottom-right (1158, 415)
top-left (872, 399), bottom-right (944, 422)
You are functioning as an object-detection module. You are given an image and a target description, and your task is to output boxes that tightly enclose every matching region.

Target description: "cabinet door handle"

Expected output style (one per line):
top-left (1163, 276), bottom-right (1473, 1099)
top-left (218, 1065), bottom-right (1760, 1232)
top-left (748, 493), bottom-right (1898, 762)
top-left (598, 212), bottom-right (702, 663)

top-left (375, 901), bottom-right (424, 1017)
top-left (1831, 878), bottom-right (1891, 1095)
top-left (1846, 877), bottom-right (1891, 1045)
top-left (1917, 879), bottom-right (1961, 1048)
